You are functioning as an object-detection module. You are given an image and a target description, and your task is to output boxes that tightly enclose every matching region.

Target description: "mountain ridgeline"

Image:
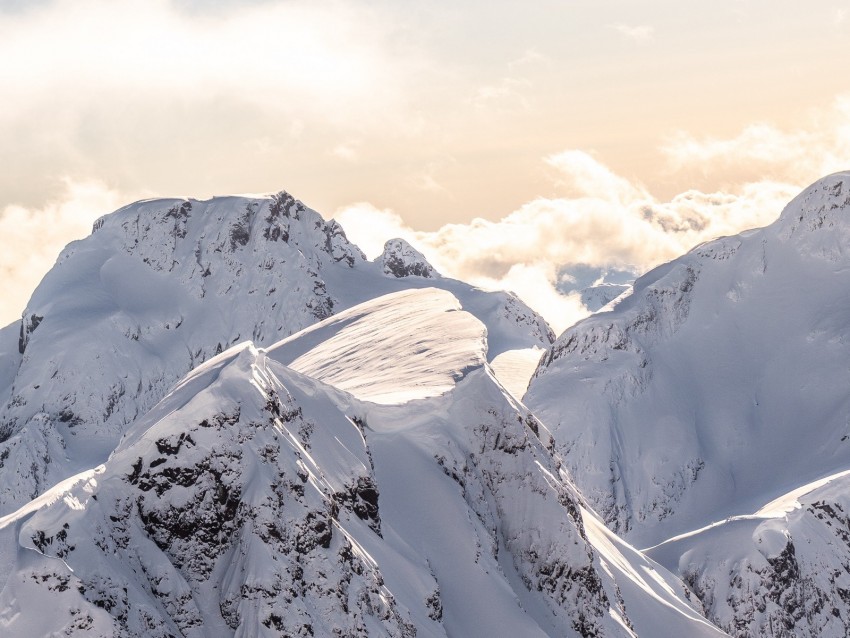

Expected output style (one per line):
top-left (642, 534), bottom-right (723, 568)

top-left (2, 174), bottom-right (850, 636)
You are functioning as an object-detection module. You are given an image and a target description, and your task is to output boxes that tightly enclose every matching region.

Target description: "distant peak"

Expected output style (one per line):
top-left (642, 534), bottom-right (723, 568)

top-left (777, 171), bottom-right (850, 233)
top-left (379, 238), bottom-right (438, 279)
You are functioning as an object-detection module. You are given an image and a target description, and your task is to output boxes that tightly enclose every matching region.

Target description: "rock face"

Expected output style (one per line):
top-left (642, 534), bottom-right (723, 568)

top-left (379, 238), bottom-right (437, 279)
top-left (0, 289), bottom-right (721, 637)
top-left (0, 192), bottom-right (552, 516)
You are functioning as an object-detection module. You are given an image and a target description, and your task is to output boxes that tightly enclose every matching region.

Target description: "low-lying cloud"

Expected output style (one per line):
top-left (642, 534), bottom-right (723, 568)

top-left (335, 96), bottom-right (850, 335)
top-left (662, 94), bottom-right (850, 186)
top-left (336, 153), bottom-right (802, 334)
top-left (5, 93), bottom-right (850, 335)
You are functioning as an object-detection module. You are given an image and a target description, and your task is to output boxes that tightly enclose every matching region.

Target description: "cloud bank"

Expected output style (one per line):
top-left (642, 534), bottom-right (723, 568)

top-left (4, 92), bottom-right (850, 336)
top-left (336, 156), bottom-right (799, 334)
top-left (334, 94), bottom-right (850, 334)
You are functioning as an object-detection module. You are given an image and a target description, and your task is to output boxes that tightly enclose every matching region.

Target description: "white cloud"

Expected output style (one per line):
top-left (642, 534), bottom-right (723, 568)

top-left (507, 48), bottom-right (547, 71)
top-left (0, 179), bottom-right (144, 325)
top-left (469, 77), bottom-right (532, 111)
top-left (333, 150), bottom-right (801, 335)
top-left (661, 93), bottom-right (850, 185)
top-left (333, 203), bottom-right (416, 260)
top-left (0, 152), bottom-right (812, 337)
top-left (0, 0), bottom-right (395, 118)
top-left (609, 23), bottom-right (654, 43)
top-left (470, 263), bottom-right (589, 334)
top-left (546, 150), bottom-right (648, 203)
top-left (332, 142), bottom-right (359, 162)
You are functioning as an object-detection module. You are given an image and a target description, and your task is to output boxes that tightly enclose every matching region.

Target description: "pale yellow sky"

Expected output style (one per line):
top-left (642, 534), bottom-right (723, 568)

top-left (1, 0), bottom-right (849, 329)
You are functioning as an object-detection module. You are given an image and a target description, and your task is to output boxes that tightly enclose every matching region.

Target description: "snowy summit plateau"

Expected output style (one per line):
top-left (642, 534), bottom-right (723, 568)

top-left (2, 173), bottom-right (850, 636)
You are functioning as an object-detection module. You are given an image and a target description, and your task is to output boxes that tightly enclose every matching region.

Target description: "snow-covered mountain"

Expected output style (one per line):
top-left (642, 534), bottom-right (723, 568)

top-left (0, 192), bottom-right (552, 516)
top-left (526, 171), bottom-right (850, 635)
top-left (0, 287), bottom-right (720, 637)
top-left (9, 173), bottom-right (850, 636)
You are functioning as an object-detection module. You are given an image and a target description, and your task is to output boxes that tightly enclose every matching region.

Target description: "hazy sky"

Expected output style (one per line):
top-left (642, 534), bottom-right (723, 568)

top-left (2, 0), bottom-right (849, 331)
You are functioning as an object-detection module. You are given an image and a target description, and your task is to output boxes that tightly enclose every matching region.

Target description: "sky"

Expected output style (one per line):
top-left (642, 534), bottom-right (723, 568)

top-left (1, 0), bottom-right (849, 332)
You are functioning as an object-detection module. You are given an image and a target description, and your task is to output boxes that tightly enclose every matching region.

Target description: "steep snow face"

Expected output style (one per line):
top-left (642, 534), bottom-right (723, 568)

top-left (0, 289), bottom-right (720, 637)
top-left (0, 323), bottom-right (19, 409)
top-left (526, 171), bottom-right (850, 546)
top-left (489, 346), bottom-right (546, 399)
top-left (647, 469), bottom-right (850, 637)
top-left (379, 238), bottom-right (437, 278)
top-left (0, 192), bottom-right (552, 516)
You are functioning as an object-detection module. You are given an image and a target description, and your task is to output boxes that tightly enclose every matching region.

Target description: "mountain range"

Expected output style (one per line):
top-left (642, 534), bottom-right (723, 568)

top-left (2, 173), bottom-right (850, 636)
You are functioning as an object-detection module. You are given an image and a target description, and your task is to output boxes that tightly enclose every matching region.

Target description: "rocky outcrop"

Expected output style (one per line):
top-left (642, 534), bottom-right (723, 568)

top-left (380, 238), bottom-right (438, 278)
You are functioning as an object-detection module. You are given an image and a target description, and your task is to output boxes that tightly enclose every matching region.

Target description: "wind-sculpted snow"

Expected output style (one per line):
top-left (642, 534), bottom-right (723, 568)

top-left (268, 288), bottom-right (487, 404)
top-left (0, 191), bottom-right (552, 516)
top-left (527, 171), bottom-right (850, 548)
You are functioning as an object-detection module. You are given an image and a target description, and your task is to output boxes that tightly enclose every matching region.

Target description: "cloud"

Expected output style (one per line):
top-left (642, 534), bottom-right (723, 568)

top-left (0, 0), bottom-right (425, 210)
top-left (0, 151), bottom-right (811, 336)
top-left (545, 150), bottom-right (648, 203)
top-left (332, 142), bottom-right (359, 162)
top-left (661, 93), bottom-right (850, 185)
top-left (0, 179), bottom-right (144, 325)
top-left (507, 48), bottom-right (547, 71)
top-left (334, 150), bottom-right (801, 334)
top-left (0, 0), bottom-right (410, 134)
top-left (333, 203), bottom-right (415, 260)
top-left (469, 77), bottom-right (532, 111)
top-left (609, 23), bottom-right (654, 43)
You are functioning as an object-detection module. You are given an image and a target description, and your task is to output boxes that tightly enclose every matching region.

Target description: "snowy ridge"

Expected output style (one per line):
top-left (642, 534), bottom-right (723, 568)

top-left (0, 344), bottom-right (414, 637)
top-left (647, 469), bottom-right (850, 637)
top-left (526, 171), bottom-right (850, 635)
top-left (10, 173), bottom-right (850, 635)
top-left (580, 283), bottom-right (631, 312)
top-left (269, 288), bottom-right (487, 405)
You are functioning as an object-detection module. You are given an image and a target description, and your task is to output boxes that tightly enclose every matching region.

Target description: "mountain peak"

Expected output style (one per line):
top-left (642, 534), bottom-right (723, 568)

top-left (379, 238), bottom-right (438, 278)
top-left (91, 191), bottom-right (366, 274)
top-left (776, 171), bottom-right (850, 252)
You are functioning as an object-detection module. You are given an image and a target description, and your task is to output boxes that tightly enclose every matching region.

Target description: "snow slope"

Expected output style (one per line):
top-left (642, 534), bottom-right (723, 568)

top-left (526, 171), bottom-right (850, 549)
top-left (0, 192), bottom-right (552, 516)
top-left (0, 287), bottom-right (723, 637)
